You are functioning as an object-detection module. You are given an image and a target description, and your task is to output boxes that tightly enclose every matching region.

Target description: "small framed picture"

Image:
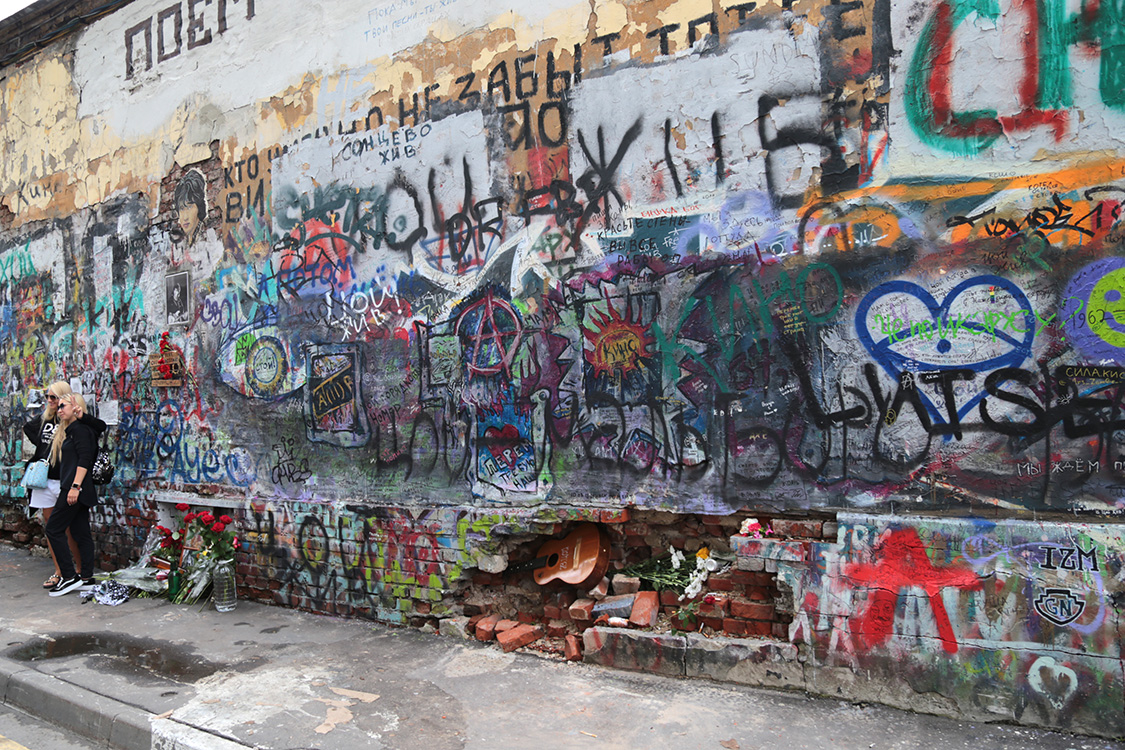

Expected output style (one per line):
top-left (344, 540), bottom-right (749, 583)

top-left (166, 270), bottom-right (191, 327)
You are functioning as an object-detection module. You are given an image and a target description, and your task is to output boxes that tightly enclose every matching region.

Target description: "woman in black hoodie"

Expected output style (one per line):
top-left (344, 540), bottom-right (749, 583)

top-left (23, 382), bottom-right (103, 588)
top-left (44, 393), bottom-right (105, 597)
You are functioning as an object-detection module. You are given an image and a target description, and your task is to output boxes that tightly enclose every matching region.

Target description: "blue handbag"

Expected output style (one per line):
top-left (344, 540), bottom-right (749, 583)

top-left (21, 460), bottom-right (48, 489)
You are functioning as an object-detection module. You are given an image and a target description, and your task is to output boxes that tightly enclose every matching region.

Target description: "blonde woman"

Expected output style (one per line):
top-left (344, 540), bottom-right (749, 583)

top-left (23, 381), bottom-right (83, 588)
top-left (44, 393), bottom-right (105, 597)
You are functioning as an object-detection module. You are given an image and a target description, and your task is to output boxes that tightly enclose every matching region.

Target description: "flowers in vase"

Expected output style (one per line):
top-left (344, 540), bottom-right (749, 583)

top-left (166, 507), bottom-right (241, 605)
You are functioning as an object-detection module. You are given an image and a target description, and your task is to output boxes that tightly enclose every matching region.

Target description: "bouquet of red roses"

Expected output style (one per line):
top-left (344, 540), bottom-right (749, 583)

top-left (184, 509), bottom-right (240, 560)
top-left (151, 502), bottom-right (193, 567)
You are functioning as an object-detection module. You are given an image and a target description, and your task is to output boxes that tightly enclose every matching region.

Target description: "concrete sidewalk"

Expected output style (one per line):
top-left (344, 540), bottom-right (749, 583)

top-left (0, 544), bottom-right (1120, 750)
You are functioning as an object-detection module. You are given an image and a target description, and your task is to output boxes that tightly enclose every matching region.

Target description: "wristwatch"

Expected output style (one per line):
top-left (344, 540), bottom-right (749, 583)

top-left (71, 483), bottom-right (81, 490)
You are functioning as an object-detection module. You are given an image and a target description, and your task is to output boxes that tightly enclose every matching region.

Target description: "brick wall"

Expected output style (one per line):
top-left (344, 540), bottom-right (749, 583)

top-left (464, 510), bottom-right (836, 654)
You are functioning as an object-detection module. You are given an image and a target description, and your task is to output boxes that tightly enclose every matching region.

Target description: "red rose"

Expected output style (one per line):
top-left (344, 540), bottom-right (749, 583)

top-left (233, 538), bottom-right (241, 548)
top-left (212, 522), bottom-right (225, 533)
top-left (156, 525), bottom-right (168, 534)
top-left (175, 503), bottom-right (190, 511)
top-left (219, 515), bottom-right (232, 524)
top-left (184, 513), bottom-right (196, 523)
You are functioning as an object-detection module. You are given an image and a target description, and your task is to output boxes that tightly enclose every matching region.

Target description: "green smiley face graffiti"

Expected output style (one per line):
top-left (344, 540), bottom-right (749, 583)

top-left (1087, 270), bottom-right (1125, 348)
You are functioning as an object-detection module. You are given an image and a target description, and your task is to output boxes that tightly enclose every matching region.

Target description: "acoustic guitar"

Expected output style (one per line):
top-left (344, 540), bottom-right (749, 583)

top-left (510, 523), bottom-right (611, 588)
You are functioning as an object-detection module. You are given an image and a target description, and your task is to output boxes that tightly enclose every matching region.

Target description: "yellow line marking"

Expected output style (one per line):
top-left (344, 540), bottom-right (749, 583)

top-left (0, 735), bottom-right (32, 750)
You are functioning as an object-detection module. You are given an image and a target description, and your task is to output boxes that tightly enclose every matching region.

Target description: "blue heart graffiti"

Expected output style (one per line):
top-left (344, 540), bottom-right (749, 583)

top-left (856, 275), bottom-right (1035, 428)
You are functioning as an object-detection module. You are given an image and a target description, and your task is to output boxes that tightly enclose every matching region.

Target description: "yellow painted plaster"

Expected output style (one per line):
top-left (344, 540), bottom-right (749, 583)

top-left (593, 0), bottom-right (629, 35)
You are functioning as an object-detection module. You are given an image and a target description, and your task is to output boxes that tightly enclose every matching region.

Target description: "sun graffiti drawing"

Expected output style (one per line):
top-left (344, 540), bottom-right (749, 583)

top-left (583, 302), bottom-right (655, 377)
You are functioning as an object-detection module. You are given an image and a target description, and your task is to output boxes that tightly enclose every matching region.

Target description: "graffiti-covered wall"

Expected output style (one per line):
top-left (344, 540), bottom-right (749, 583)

top-left (1, 0), bottom-right (1124, 734)
top-left (744, 515), bottom-right (1125, 735)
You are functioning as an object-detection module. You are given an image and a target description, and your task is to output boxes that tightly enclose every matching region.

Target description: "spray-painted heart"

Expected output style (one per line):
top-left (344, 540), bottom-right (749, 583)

top-left (1027, 656), bottom-right (1078, 710)
top-left (855, 275), bottom-right (1035, 426)
top-left (483, 424), bottom-right (523, 467)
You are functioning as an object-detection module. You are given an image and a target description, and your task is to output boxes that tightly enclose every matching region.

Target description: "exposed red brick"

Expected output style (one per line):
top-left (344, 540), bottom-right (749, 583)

top-left (772, 519), bottom-right (823, 539)
top-left (730, 569), bottom-right (767, 584)
top-left (707, 577), bottom-right (735, 592)
top-left (745, 586), bottom-right (770, 601)
top-left (587, 577), bottom-right (609, 599)
top-left (731, 600), bottom-right (775, 620)
top-left (737, 571), bottom-right (778, 586)
top-left (723, 618), bottom-right (749, 636)
top-left (772, 622), bottom-right (789, 638)
top-left (496, 618), bottom-right (519, 633)
top-left (475, 614), bottom-right (502, 641)
top-left (414, 601), bottom-right (431, 615)
top-left (699, 595), bottom-right (729, 618)
top-left (671, 615), bottom-right (698, 632)
top-left (629, 591), bottom-right (659, 628)
top-left (624, 534), bottom-right (647, 548)
top-left (700, 616), bottom-right (725, 631)
top-left (569, 598), bottom-right (595, 621)
top-left (611, 575), bottom-right (641, 595)
top-left (564, 634), bottom-right (583, 661)
top-left (546, 619), bottom-right (570, 637)
top-left (660, 589), bottom-right (681, 607)
top-left (746, 620), bottom-right (773, 636)
top-left (703, 524), bottom-right (724, 537)
top-left (547, 590), bottom-right (577, 608)
top-left (516, 611), bottom-right (539, 624)
top-left (544, 605), bottom-right (565, 620)
top-left (497, 624), bottom-right (543, 652)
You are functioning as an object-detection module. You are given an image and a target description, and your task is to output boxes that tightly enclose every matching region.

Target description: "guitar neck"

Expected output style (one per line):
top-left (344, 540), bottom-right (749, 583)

top-left (508, 555), bottom-right (550, 574)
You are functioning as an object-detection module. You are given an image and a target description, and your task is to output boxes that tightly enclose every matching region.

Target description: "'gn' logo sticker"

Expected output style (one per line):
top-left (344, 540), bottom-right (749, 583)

top-left (1033, 588), bottom-right (1086, 627)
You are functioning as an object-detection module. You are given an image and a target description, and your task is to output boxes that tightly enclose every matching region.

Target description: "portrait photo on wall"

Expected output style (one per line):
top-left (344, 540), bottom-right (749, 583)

top-left (173, 168), bottom-right (207, 247)
top-left (166, 270), bottom-right (191, 327)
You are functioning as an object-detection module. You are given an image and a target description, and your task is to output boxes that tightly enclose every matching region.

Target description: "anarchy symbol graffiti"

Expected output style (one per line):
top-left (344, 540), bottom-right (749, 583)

top-left (455, 291), bottom-right (522, 377)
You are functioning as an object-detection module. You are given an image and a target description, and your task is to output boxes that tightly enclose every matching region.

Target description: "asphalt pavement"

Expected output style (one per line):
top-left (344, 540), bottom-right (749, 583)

top-left (0, 543), bottom-right (1121, 750)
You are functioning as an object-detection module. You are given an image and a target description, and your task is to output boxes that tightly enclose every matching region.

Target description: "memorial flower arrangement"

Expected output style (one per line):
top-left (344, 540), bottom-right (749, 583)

top-left (157, 330), bottom-right (175, 380)
top-left (621, 546), bottom-right (732, 601)
top-left (170, 508), bottom-right (241, 605)
top-left (151, 502), bottom-right (192, 567)
top-left (185, 510), bottom-right (240, 561)
top-left (103, 505), bottom-right (241, 606)
top-left (738, 517), bottom-right (773, 539)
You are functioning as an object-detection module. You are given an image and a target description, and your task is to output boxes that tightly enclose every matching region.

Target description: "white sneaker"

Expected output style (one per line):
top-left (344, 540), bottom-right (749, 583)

top-left (48, 576), bottom-right (84, 597)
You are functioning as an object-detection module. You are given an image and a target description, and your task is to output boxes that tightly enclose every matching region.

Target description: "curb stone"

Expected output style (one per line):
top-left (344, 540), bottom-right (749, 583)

top-left (0, 661), bottom-right (153, 750)
top-left (0, 656), bottom-right (254, 750)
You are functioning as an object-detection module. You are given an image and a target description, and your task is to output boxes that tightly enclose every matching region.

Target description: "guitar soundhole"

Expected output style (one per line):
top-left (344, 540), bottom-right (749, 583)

top-left (548, 553), bottom-right (559, 567)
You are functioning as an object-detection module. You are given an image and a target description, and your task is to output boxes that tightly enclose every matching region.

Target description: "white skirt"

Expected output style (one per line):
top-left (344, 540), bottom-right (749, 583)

top-left (29, 478), bottom-right (61, 509)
